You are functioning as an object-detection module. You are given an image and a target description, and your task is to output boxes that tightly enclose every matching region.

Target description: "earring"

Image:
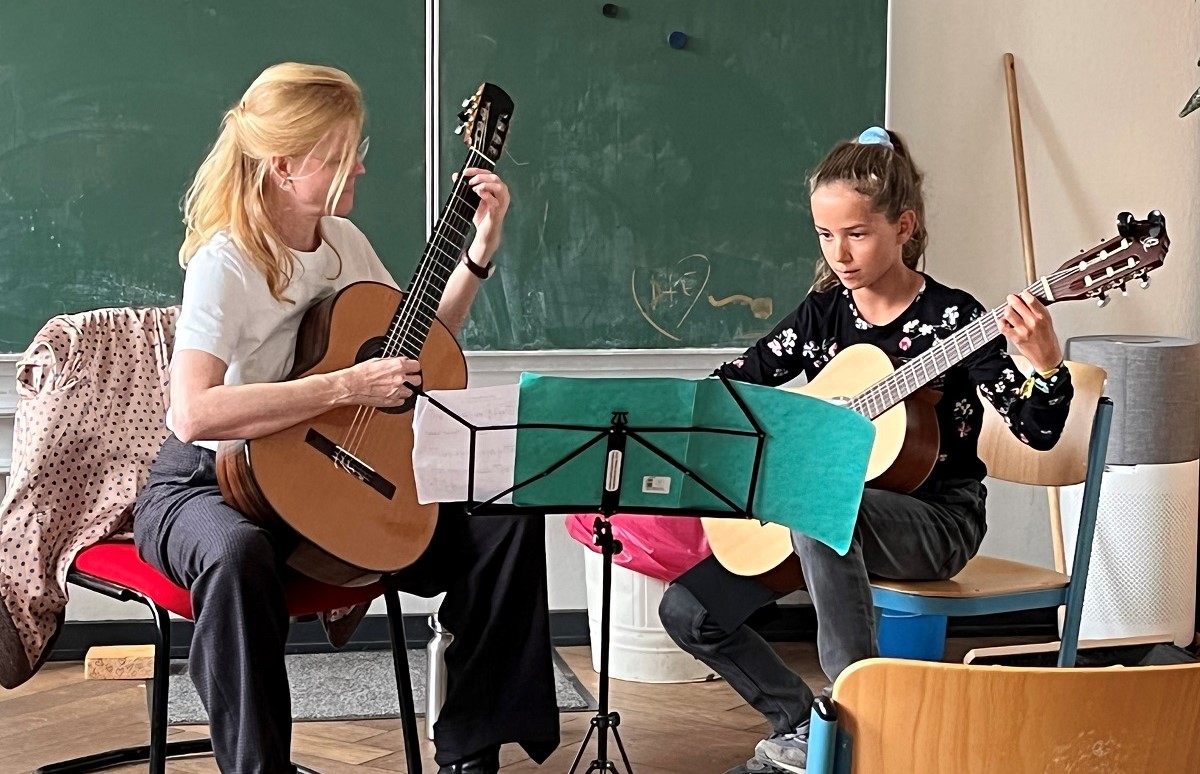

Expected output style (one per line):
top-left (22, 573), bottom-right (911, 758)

top-left (280, 178), bottom-right (293, 191)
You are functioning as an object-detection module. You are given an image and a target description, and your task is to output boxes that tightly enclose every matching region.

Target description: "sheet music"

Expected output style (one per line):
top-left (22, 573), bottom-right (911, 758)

top-left (412, 384), bottom-right (519, 505)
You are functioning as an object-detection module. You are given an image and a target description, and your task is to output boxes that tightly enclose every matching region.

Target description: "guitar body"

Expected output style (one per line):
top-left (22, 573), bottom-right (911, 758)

top-left (217, 281), bottom-right (467, 584)
top-left (792, 344), bottom-right (941, 490)
top-left (701, 343), bottom-right (940, 579)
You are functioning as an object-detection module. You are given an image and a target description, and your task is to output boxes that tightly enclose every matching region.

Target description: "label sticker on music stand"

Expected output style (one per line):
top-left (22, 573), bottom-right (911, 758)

top-left (642, 476), bottom-right (672, 495)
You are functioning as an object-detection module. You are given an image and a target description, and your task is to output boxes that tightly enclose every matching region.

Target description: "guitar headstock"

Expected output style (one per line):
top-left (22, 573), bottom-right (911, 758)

top-left (455, 83), bottom-right (514, 165)
top-left (1043, 211), bottom-right (1168, 307)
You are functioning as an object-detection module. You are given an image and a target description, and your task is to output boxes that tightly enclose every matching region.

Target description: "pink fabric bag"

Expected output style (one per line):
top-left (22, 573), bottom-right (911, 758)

top-left (565, 512), bottom-right (712, 582)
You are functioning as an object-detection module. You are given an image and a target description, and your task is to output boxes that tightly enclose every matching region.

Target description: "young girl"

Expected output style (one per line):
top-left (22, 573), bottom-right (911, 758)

top-left (659, 127), bottom-right (1073, 774)
top-left (132, 63), bottom-right (557, 774)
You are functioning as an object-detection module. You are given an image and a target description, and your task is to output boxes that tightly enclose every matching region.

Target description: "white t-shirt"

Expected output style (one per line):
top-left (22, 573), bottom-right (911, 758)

top-left (169, 217), bottom-right (398, 447)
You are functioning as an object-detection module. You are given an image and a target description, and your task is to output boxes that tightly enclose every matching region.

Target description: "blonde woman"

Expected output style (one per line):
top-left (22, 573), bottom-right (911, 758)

top-left (133, 63), bottom-right (557, 774)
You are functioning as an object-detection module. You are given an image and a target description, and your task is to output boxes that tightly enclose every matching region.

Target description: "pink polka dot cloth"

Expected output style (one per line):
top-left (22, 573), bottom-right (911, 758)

top-left (0, 306), bottom-right (177, 686)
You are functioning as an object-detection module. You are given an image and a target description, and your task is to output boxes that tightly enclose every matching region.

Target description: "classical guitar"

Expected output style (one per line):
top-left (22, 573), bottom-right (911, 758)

top-left (702, 211), bottom-right (1169, 578)
top-left (216, 84), bottom-right (514, 585)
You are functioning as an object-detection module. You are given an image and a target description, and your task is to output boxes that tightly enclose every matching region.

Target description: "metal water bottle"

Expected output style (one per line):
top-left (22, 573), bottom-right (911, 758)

top-left (425, 613), bottom-right (453, 740)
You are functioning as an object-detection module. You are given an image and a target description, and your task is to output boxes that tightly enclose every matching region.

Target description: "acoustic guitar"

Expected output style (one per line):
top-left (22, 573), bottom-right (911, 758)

top-left (702, 211), bottom-right (1169, 579)
top-left (216, 84), bottom-right (514, 585)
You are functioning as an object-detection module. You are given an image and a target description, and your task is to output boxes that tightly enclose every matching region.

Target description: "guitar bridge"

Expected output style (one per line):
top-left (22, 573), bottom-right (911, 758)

top-left (304, 429), bottom-right (397, 500)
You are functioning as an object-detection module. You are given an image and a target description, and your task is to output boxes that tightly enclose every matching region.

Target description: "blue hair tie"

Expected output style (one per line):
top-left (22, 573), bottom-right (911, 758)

top-left (857, 126), bottom-right (893, 149)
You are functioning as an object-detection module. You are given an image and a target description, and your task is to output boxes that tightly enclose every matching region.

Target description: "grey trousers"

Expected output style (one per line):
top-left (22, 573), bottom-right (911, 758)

top-left (133, 436), bottom-right (559, 774)
top-left (659, 479), bottom-right (986, 734)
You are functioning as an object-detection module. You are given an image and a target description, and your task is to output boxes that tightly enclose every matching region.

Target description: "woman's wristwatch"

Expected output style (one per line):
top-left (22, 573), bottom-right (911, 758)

top-left (461, 251), bottom-right (496, 280)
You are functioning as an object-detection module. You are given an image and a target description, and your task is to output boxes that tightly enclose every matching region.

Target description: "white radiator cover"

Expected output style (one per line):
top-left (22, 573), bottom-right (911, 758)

top-left (1061, 460), bottom-right (1199, 646)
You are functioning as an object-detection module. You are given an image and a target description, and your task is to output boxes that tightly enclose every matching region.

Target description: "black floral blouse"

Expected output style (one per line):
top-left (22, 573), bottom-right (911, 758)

top-left (715, 275), bottom-right (1074, 486)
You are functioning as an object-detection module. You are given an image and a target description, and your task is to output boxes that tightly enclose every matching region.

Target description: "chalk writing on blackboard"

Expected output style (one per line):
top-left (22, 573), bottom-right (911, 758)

top-left (631, 254), bottom-right (711, 342)
top-left (707, 294), bottom-right (774, 320)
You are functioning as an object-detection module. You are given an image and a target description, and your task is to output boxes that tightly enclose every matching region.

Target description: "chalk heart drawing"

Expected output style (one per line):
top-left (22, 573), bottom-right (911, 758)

top-left (631, 254), bottom-right (712, 342)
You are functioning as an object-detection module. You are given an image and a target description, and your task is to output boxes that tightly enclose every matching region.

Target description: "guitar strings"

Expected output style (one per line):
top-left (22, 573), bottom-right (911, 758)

top-left (344, 157), bottom-right (479, 451)
top-left (339, 157), bottom-right (470, 454)
top-left (850, 244), bottom-right (1142, 418)
top-left (851, 279), bottom-right (1042, 418)
top-left (341, 143), bottom-right (495, 459)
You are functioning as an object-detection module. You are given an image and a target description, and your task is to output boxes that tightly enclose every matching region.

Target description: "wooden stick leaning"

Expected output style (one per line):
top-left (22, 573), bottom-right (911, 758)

top-left (1004, 52), bottom-right (1068, 575)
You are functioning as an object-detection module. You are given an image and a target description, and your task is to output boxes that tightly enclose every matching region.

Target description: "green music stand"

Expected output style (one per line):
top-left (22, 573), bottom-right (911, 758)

top-left (414, 373), bottom-right (873, 774)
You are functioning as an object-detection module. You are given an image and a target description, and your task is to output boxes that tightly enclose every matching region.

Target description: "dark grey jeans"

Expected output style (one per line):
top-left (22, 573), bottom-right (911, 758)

top-left (659, 479), bottom-right (986, 734)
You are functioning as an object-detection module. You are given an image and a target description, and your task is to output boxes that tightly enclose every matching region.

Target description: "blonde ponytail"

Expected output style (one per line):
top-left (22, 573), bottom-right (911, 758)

top-left (178, 63), bottom-right (364, 302)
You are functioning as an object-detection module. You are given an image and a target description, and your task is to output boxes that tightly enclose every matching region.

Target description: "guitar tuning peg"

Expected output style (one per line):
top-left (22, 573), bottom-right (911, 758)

top-left (462, 98), bottom-right (472, 108)
top-left (454, 124), bottom-right (464, 135)
top-left (1140, 275), bottom-right (1151, 290)
top-left (1148, 209), bottom-right (1166, 237)
top-left (1119, 283), bottom-right (1128, 297)
top-left (1096, 292), bottom-right (1110, 308)
top-left (1117, 211), bottom-right (1135, 238)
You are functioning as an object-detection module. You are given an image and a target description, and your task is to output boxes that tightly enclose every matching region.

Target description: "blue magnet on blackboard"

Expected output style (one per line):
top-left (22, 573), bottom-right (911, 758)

top-left (668, 31), bottom-right (688, 50)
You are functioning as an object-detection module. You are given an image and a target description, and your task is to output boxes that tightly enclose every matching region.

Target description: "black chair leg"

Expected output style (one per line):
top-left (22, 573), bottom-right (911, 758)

top-left (32, 740), bottom-right (217, 774)
top-left (148, 595), bottom-right (171, 773)
top-left (34, 583), bottom-right (214, 773)
top-left (385, 588), bottom-right (423, 774)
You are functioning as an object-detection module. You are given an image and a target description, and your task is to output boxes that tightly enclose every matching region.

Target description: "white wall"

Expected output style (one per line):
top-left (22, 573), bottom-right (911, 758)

top-left (889, 0), bottom-right (1200, 564)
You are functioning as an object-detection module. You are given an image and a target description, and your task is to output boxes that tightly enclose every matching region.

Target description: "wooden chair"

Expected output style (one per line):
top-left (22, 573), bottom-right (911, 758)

top-left (805, 657), bottom-right (1200, 773)
top-left (870, 361), bottom-right (1111, 667)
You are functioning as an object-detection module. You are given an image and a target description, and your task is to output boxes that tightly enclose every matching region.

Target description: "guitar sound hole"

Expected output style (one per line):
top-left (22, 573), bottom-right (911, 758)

top-left (355, 337), bottom-right (417, 415)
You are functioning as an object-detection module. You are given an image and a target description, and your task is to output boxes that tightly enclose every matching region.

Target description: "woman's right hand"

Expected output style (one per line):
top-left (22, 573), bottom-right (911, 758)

top-left (336, 356), bottom-right (423, 407)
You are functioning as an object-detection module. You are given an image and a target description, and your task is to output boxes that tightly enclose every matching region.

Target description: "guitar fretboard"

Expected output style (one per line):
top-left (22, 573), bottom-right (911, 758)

top-left (848, 280), bottom-right (1045, 420)
top-left (383, 146), bottom-right (496, 359)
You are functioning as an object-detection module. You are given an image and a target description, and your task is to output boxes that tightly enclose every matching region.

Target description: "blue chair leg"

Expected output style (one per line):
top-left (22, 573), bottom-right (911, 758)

top-left (1058, 593), bottom-right (1083, 668)
top-left (806, 695), bottom-right (839, 774)
top-left (1058, 398), bottom-right (1113, 668)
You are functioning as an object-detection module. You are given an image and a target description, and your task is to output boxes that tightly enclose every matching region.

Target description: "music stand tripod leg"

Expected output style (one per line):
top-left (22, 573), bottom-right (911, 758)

top-left (569, 516), bottom-right (634, 774)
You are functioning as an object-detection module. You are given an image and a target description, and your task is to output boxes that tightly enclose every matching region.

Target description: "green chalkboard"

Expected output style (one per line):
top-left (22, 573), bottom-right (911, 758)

top-left (442, 0), bottom-right (886, 350)
top-left (0, 0), bottom-right (425, 351)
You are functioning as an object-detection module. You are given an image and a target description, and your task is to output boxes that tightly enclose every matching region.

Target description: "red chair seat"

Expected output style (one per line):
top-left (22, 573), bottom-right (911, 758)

top-left (73, 541), bottom-right (386, 620)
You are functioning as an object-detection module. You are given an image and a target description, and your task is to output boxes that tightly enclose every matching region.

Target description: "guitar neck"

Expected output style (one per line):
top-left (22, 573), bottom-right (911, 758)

top-left (850, 280), bottom-right (1048, 420)
top-left (382, 147), bottom-right (496, 359)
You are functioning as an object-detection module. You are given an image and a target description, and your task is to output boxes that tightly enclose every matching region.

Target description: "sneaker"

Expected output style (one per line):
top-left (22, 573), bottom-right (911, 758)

top-left (723, 756), bottom-right (787, 774)
top-left (754, 720), bottom-right (809, 774)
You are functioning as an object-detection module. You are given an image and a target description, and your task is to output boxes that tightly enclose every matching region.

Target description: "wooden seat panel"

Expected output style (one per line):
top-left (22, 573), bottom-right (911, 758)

top-left (872, 555), bottom-right (1068, 598)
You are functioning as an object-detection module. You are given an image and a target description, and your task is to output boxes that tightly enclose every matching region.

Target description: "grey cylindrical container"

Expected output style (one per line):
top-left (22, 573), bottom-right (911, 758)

top-left (425, 613), bottom-right (453, 740)
top-left (1066, 335), bottom-right (1200, 465)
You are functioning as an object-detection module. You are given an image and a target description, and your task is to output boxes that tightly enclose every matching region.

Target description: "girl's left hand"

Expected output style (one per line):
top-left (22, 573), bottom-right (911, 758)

top-left (1001, 291), bottom-right (1064, 372)
top-left (460, 167), bottom-right (510, 267)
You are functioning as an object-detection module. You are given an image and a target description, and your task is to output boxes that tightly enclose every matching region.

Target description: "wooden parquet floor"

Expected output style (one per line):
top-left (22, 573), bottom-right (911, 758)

top-left (0, 640), bottom-right (1022, 774)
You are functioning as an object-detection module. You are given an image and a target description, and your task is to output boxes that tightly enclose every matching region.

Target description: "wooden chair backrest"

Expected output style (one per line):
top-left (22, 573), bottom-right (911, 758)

top-left (976, 358), bottom-right (1107, 486)
top-left (833, 658), bottom-right (1200, 773)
